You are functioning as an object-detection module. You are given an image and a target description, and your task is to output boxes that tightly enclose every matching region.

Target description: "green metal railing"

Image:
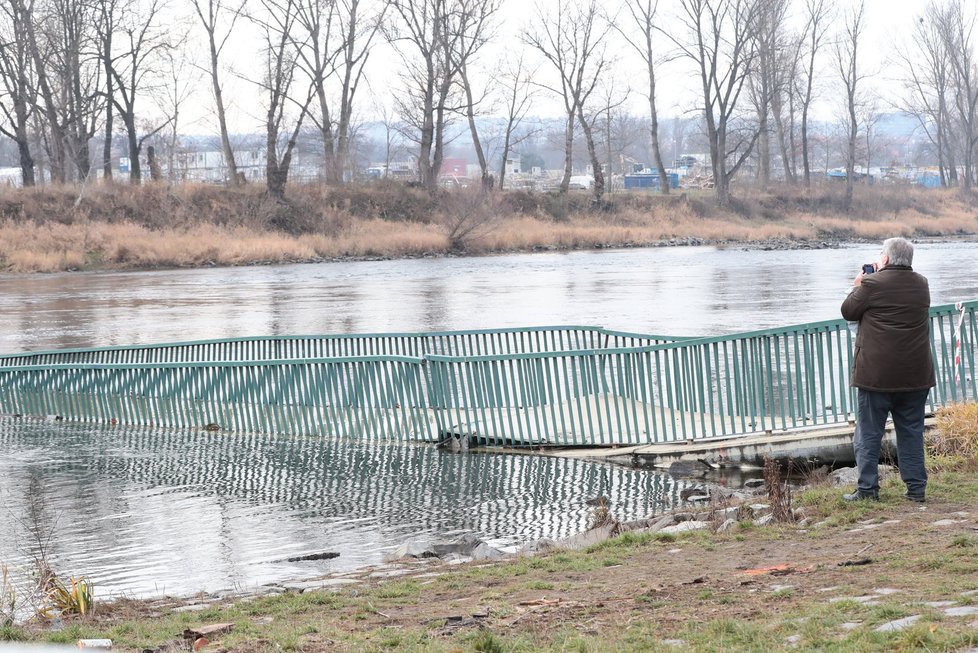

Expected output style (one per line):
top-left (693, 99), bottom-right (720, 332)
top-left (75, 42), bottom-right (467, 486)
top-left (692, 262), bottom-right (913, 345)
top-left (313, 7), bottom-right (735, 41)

top-left (0, 326), bottom-right (684, 368)
top-left (425, 301), bottom-right (977, 446)
top-left (0, 357), bottom-right (428, 439)
top-left (1, 301), bottom-right (974, 446)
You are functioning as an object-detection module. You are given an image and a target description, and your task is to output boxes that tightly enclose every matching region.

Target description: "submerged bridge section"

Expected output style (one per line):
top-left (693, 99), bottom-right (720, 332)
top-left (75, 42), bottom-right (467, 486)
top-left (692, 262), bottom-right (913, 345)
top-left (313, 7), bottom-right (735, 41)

top-left (1, 301), bottom-right (975, 448)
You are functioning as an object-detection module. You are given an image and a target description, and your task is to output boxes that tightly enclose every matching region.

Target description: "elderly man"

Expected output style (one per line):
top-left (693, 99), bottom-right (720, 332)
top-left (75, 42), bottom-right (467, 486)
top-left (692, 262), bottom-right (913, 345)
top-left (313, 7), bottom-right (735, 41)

top-left (841, 237), bottom-right (936, 502)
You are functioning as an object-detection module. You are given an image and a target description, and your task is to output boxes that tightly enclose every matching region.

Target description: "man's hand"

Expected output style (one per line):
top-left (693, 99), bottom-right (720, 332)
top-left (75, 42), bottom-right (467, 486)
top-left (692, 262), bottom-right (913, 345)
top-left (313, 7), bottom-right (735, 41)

top-left (853, 271), bottom-right (865, 287)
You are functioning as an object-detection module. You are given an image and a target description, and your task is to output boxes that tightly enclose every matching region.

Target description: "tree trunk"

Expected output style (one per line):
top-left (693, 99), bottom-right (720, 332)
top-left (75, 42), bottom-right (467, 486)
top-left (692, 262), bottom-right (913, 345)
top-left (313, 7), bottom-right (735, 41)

top-left (75, 137), bottom-right (92, 181)
top-left (208, 37), bottom-right (238, 185)
top-left (560, 112), bottom-right (573, 193)
top-left (11, 96), bottom-right (34, 186)
top-left (123, 116), bottom-right (141, 182)
top-left (845, 110), bottom-right (856, 211)
top-left (16, 136), bottom-right (34, 186)
top-left (757, 103), bottom-right (769, 189)
top-left (102, 32), bottom-right (114, 181)
top-left (103, 103), bottom-right (114, 181)
top-left (461, 68), bottom-right (489, 191)
top-left (649, 101), bottom-right (669, 195)
top-left (577, 107), bottom-right (604, 200)
top-left (498, 118), bottom-right (514, 191)
top-left (147, 145), bottom-right (162, 180)
top-left (430, 75), bottom-right (452, 193)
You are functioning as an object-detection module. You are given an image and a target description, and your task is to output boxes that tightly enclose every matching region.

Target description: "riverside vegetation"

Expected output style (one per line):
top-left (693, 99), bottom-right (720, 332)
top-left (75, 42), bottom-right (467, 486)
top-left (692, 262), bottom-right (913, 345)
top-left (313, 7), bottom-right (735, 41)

top-left (1, 182), bottom-right (978, 272)
top-left (1, 402), bottom-right (977, 652)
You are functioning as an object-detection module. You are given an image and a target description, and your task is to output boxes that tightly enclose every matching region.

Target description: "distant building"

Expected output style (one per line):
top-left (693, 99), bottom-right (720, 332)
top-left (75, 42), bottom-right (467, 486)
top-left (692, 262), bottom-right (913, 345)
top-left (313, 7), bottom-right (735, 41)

top-left (439, 157), bottom-right (468, 178)
top-left (174, 148), bottom-right (266, 183)
top-left (504, 155), bottom-right (520, 175)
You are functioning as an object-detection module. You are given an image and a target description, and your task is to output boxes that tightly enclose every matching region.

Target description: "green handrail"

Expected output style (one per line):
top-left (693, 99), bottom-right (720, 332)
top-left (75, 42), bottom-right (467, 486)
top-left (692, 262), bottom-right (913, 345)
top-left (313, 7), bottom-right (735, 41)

top-left (1, 301), bottom-right (974, 446)
top-left (0, 326), bottom-right (685, 367)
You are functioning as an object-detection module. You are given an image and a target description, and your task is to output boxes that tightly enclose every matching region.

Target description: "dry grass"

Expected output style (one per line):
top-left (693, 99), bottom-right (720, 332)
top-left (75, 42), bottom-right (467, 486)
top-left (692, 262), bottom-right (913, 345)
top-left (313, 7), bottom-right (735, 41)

top-left (0, 182), bottom-right (976, 272)
top-left (930, 402), bottom-right (978, 468)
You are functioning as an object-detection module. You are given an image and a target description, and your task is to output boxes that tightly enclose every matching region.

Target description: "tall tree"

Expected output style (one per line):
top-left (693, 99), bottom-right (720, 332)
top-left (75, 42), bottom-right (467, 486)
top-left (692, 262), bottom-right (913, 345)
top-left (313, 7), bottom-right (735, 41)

top-left (495, 54), bottom-right (537, 190)
top-left (898, 2), bottom-right (956, 186)
top-left (940, 0), bottom-right (978, 188)
top-left (191, 0), bottom-right (245, 185)
top-left (160, 49), bottom-right (196, 181)
top-left (95, 0), bottom-right (120, 180)
top-left (295, 0), bottom-right (384, 185)
top-left (14, 0), bottom-right (101, 182)
top-left (104, 0), bottom-right (173, 183)
top-left (669, 0), bottom-right (761, 207)
top-left (797, 0), bottom-right (830, 187)
top-left (387, 0), bottom-right (462, 193)
top-left (0, 0), bottom-right (37, 185)
top-left (254, 0), bottom-right (315, 198)
top-left (453, 0), bottom-right (499, 191)
top-left (524, 0), bottom-right (612, 199)
top-left (46, 0), bottom-right (103, 180)
top-left (835, 0), bottom-right (865, 210)
top-left (748, 0), bottom-right (789, 188)
top-left (616, 0), bottom-right (670, 194)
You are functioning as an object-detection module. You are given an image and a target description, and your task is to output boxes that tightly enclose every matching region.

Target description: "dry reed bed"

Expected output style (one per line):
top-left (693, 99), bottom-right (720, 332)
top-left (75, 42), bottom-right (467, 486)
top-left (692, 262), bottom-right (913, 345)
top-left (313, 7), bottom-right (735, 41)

top-left (0, 183), bottom-right (975, 273)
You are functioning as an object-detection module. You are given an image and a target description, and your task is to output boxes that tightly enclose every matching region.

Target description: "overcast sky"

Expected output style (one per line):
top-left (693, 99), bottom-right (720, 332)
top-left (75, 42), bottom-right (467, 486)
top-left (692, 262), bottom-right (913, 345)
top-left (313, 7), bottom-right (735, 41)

top-left (173, 0), bottom-right (932, 137)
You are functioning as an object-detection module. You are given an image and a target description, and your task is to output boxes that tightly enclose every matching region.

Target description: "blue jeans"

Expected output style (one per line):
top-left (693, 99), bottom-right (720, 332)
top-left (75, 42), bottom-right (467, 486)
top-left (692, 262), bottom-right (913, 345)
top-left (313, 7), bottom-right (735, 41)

top-left (854, 389), bottom-right (929, 498)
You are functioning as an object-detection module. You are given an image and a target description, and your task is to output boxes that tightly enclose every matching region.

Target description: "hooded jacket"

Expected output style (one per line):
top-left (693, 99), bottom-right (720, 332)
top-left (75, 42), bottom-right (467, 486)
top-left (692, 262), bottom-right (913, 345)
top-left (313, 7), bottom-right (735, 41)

top-left (840, 264), bottom-right (936, 392)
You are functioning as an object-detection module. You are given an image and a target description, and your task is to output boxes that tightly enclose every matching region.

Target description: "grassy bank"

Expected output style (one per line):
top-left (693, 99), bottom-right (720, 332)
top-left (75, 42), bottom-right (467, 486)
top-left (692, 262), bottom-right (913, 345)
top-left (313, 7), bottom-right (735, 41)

top-left (3, 404), bottom-right (977, 652)
top-left (3, 469), bottom-right (978, 652)
top-left (1, 183), bottom-right (977, 272)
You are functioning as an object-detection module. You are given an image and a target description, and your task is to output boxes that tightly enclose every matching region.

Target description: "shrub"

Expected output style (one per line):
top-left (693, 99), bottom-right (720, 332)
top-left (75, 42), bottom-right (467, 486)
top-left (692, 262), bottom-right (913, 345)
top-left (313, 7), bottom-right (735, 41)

top-left (42, 576), bottom-right (94, 617)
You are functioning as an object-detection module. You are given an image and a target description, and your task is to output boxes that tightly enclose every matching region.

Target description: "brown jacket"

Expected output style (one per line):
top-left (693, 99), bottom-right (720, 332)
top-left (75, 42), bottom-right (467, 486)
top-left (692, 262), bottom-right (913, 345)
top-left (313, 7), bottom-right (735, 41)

top-left (841, 264), bottom-right (936, 392)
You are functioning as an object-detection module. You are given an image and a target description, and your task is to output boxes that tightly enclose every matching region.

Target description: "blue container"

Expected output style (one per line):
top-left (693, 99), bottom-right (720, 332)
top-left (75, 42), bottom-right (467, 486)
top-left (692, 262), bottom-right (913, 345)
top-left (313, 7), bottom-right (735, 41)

top-left (624, 172), bottom-right (679, 190)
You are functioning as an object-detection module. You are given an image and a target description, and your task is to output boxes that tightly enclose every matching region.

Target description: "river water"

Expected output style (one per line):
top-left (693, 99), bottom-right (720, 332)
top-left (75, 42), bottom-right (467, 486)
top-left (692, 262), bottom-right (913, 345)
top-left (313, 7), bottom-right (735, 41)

top-left (1, 242), bottom-right (976, 599)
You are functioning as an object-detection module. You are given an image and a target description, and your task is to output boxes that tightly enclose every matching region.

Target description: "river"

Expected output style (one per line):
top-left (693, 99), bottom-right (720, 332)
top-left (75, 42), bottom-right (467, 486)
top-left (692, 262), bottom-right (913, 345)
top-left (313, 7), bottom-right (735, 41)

top-left (1, 242), bottom-right (976, 599)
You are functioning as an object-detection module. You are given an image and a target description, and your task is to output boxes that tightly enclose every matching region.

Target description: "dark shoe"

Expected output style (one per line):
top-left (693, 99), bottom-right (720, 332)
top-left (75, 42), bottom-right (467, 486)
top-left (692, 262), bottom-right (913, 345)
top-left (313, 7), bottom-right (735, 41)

top-left (842, 491), bottom-right (879, 502)
top-left (904, 493), bottom-right (925, 503)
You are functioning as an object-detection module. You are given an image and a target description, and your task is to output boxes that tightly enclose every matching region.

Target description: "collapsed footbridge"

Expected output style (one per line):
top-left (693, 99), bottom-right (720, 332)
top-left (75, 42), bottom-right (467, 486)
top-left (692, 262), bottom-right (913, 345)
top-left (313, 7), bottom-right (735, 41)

top-left (1, 301), bottom-right (975, 452)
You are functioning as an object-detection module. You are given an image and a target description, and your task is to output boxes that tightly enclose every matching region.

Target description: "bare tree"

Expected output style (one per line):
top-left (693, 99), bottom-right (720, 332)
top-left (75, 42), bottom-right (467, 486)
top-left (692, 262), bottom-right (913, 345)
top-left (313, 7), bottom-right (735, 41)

top-left (495, 54), bottom-right (538, 190)
top-left (295, 0), bottom-right (384, 185)
top-left (377, 101), bottom-right (404, 176)
top-left (47, 0), bottom-right (103, 181)
top-left (453, 0), bottom-right (500, 191)
top-left (191, 0), bottom-right (246, 185)
top-left (160, 48), bottom-right (197, 181)
top-left (797, 0), bottom-right (830, 187)
top-left (835, 0), bottom-right (865, 210)
top-left (254, 0), bottom-right (315, 198)
top-left (669, 0), bottom-right (761, 207)
top-left (524, 0), bottom-right (612, 199)
top-left (14, 0), bottom-right (102, 182)
top-left (940, 0), bottom-right (978, 188)
top-left (387, 0), bottom-right (464, 193)
top-left (12, 0), bottom-right (68, 182)
top-left (95, 0), bottom-right (120, 180)
top-left (591, 81), bottom-right (629, 192)
top-left (0, 0), bottom-right (37, 185)
top-left (898, 3), bottom-right (956, 186)
top-left (748, 0), bottom-right (789, 188)
top-left (616, 0), bottom-right (669, 194)
top-left (104, 0), bottom-right (173, 183)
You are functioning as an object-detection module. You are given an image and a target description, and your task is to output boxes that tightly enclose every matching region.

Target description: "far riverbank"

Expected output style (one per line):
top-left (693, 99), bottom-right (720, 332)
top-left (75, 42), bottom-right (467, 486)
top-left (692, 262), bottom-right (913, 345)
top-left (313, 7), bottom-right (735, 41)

top-left (1, 183), bottom-right (976, 273)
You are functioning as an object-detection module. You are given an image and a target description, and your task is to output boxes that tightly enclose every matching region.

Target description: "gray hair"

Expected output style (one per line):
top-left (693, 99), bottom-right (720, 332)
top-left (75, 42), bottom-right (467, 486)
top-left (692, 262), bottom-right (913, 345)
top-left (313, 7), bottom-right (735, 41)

top-left (883, 237), bottom-right (914, 267)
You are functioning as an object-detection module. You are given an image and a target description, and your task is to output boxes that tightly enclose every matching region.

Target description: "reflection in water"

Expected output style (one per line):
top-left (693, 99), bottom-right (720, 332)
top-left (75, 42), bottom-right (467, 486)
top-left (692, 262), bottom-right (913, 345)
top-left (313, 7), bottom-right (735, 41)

top-left (0, 420), bottom-right (690, 598)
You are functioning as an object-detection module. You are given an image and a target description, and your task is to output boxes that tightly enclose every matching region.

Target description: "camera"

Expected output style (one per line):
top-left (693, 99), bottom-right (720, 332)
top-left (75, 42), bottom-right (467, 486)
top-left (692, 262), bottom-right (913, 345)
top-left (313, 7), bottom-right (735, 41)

top-left (862, 263), bottom-right (876, 275)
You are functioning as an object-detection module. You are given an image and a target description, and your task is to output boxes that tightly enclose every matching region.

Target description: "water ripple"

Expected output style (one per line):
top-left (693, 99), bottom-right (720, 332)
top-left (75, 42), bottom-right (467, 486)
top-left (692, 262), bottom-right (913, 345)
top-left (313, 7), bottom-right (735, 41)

top-left (0, 420), bottom-right (688, 598)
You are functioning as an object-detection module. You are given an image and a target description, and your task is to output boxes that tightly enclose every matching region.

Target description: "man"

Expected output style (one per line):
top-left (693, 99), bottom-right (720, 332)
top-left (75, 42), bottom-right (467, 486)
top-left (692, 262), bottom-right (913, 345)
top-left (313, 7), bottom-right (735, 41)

top-left (841, 237), bottom-right (935, 502)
